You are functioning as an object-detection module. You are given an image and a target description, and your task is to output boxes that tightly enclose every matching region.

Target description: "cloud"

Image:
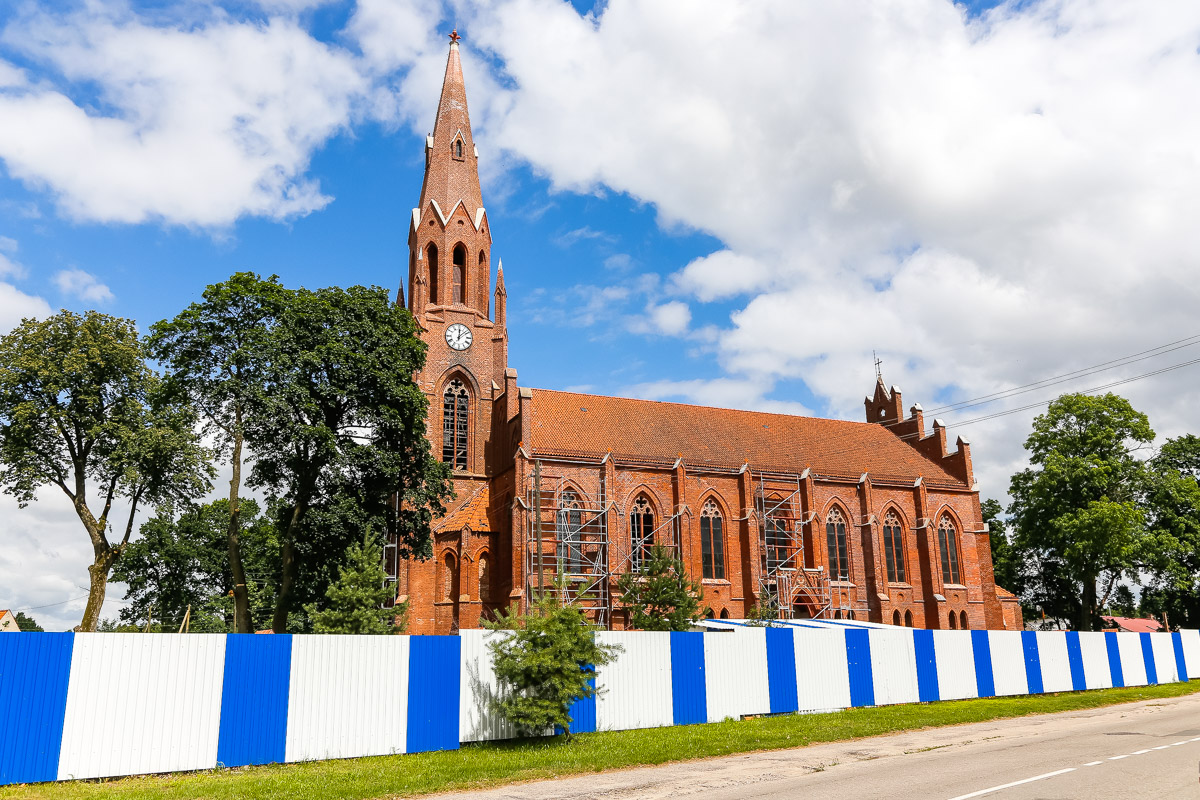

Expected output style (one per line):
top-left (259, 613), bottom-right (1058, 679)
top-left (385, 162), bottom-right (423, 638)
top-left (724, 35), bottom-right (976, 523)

top-left (673, 249), bottom-right (771, 302)
top-left (0, 5), bottom-right (371, 226)
top-left (628, 377), bottom-right (812, 417)
top-left (54, 268), bottom-right (114, 303)
top-left (632, 300), bottom-right (690, 336)
top-left (553, 225), bottom-right (616, 248)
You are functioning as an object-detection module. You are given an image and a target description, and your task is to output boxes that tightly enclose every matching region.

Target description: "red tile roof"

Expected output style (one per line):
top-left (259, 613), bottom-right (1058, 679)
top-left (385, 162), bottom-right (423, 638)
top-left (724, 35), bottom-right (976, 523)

top-left (528, 389), bottom-right (966, 486)
top-left (1101, 616), bottom-right (1163, 633)
top-left (995, 587), bottom-right (1019, 600)
top-left (435, 483), bottom-right (491, 533)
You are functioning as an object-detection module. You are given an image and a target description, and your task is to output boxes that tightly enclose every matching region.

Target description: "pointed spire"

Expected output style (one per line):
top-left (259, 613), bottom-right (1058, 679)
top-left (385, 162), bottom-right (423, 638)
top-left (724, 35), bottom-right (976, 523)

top-left (416, 30), bottom-right (483, 221)
top-left (495, 259), bottom-right (506, 296)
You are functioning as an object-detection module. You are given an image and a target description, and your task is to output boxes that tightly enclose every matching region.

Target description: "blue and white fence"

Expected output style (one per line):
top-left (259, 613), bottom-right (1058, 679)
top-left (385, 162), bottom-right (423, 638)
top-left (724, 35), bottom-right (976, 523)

top-left (1, 623), bottom-right (1197, 786)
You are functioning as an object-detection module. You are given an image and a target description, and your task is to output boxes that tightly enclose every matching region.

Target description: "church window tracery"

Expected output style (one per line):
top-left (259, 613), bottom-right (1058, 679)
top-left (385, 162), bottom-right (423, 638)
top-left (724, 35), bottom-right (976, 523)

top-left (630, 495), bottom-right (654, 571)
top-left (452, 244), bottom-right (467, 305)
top-left (442, 379), bottom-right (469, 470)
top-left (765, 495), bottom-right (790, 572)
top-left (938, 514), bottom-right (962, 584)
top-left (700, 499), bottom-right (725, 580)
top-left (558, 490), bottom-right (584, 573)
top-left (883, 510), bottom-right (906, 583)
top-left (427, 243), bottom-right (439, 305)
top-left (826, 506), bottom-right (850, 581)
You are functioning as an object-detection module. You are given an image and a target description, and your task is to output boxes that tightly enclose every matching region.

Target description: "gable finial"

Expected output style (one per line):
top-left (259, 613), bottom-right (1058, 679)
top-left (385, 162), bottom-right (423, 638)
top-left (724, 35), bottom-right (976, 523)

top-left (449, 29), bottom-right (461, 44)
top-left (873, 350), bottom-right (883, 381)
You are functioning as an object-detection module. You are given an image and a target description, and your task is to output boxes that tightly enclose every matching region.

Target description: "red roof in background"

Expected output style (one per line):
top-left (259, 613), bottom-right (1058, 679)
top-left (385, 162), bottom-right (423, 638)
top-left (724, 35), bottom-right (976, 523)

top-left (528, 389), bottom-right (966, 486)
top-left (1101, 616), bottom-right (1163, 633)
top-left (435, 483), bottom-right (491, 533)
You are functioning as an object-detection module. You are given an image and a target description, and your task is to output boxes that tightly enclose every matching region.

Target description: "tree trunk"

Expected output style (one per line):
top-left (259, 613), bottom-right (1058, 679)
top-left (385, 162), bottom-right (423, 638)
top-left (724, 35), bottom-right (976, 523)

top-left (227, 407), bottom-right (251, 633)
top-left (272, 501), bottom-right (304, 633)
top-left (79, 556), bottom-right (111, 632)
top-left (1080, 575), bottom-right (1098, 631)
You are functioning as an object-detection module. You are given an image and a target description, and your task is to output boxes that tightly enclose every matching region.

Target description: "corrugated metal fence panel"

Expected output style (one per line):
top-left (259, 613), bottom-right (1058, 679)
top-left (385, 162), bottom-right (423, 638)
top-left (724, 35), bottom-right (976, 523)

top-left (793, 626), bottom-right (851, 713)
top-left (1113, 632), bottom-right (1145, 686)
top-left (987, 631), bottom-right (1029, 697)
top-left (458, 629), bottom-right (519, 743)
top-left (867, 628), bottom-right (919, 706)
top-left (932, 630), bottom-right (977, 700)
top-left (285, 635), bottom-right (409, 762)
top-left (1146, 632), bottom-right (1176, 684)
top-left (1076, 632), bottom-right (1113, 689)
top-left (0, 632), bottom-right (73, 785)
top-left (765, 627), bottom-right (799, 714)
top-left (407, 636), bottom-right (460, 752)
top-left (1020, 632), bottom-right (1043, 694)
top-left (57, 633), bottom-right (226, 781)
top-left (669, 632), bottom-right (707, 725)
top-left (1170, 632), bottom-right (1190, 684)
top-left (1139, 633), bottom-right (1159, 684)
top-left (1034, 631), bottom-right (1073, 692)
top-left (1181, 629), bottom-right (1200, 679)
top-left (913, 629), bottom-right (939, 702)
top-left (704, 627), bottom-right (769, 721)
top-left (970, 630), bottom-right (995, 698)
top-left (595, 631), bottom-right (673, 731)
top-left (844, 628), bottom-right (875, 707)
top-left (1103, 632), bottom-right (1125, 687)
top-left (216, 634), bottom-right (292, 768)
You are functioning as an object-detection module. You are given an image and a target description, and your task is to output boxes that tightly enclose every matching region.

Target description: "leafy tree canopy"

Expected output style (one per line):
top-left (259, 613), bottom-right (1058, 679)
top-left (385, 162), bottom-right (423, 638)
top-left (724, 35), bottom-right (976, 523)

top-left (981, 498), bottom-right (1023, 598)
top-left (616, 544), bottom-right (705, 631)
top-left (306, 529), bottom-right (404, 634)
top-left (15, 611), bottom-right (42, 632)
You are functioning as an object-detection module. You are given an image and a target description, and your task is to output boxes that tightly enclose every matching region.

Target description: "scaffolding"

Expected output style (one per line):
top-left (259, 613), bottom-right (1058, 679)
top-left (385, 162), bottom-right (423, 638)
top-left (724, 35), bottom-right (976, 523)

top-left (754, 473), bottom-right (867, 622)
top-left (521, 464), bottom-right (612, 627)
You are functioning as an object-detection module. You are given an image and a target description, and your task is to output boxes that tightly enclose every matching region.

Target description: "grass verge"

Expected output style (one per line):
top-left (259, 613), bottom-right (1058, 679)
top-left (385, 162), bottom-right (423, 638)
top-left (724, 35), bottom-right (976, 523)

top-left (5, 681), bottom-right (1198, 800)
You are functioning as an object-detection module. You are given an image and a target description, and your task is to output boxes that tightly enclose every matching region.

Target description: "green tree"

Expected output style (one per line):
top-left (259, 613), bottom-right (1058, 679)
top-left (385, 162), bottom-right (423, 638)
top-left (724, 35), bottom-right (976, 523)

top-left (1139, 435), bottom-right (1200, 628)
top-left (244, 286), bottom-right (452, 632)
top-left (0, 311), bottom-right (212, 631)
top-left (1008, 393), bottom-right (1154, 631)
top-left (148, 272), bottom-right (287, 633)
top-left (110, 498), bottom-right (280, 632)
top-left (15, 611), bottom-right (42, 631)
top-left (306, 530), bottom-right (404, 634)
top-left (1104, 584), bottom-right (1137, 618)
top-left (485, 591), bottom-right (621, 739)
top-left (615, 544), bottom-right (704, 631)
top-left (981, 498), bottom-right (1023, 596)
top-left (744, 589), bottom-right (781, 627)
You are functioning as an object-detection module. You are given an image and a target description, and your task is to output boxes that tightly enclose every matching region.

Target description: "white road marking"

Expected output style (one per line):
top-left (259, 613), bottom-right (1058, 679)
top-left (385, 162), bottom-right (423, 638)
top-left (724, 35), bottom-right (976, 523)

top-left (1171, 741), bottom-right (1188, 746)
top-left (1083, 761), bottom-right (1103, 766)
top-left (1108, 755), bottom-right (1129, 760)
top-left (1192, 737), bottom-right (1200, 742)
top-left (1131, 749), bottom-right (1151, 755)
top-left (946, 768), bottom-right (1076, 800)
top-left (1152, 745), bottom-right (1171, 750)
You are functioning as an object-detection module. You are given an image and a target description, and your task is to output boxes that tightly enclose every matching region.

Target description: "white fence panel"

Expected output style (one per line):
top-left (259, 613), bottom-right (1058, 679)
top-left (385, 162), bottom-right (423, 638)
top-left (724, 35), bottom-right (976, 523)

top-left (595, 631), bottom-right (673, 731)
top-left (1114, 633), bottom-right (1147, 686)
top-left (793, 627), bottom-right (851, 713)
top-left (459, 630), bottom-right (519, 742)
top-left (57, 633), bottom-right (226, 780)
top-left (1182, 630), bottom-right (1200, 679)
top-left (988, 631), bottom-right (1029, 696)
top-left (1035, 631), bottom-right (1074, 693)
top-left (285, 635), bottom-right (409, 761)
top-left (704, 627), bottom-right (769, 722)
top-left (1076, 632), bottom-right (1113, 689)
top-left (932, 630), bottom-right (977, 700)
top-left (868, 628), bottom-right (919, 706)
top-left (1148, 633), bottom-right (1179, 683)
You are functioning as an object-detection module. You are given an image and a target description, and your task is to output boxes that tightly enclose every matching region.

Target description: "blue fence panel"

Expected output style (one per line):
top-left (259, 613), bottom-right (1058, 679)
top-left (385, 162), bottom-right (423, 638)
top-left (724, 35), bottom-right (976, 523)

top-left (670, 632), bottom-right (707, 725)
top-left (1104, 633), bottom-right (1125, 688)
top-left (845, 629), bottom-right (875, 707)
top-left (1172, 632), bottom-right (1189, 684)
top-left (407, 636), bottom-right (461, 752)
top-left (563, 667), bottom-right (597, 735)
top-left (1139, 632), bottom-right (1158, 685)
top-left (1065, 632), bottom-right (1087, 690)
top-left (970, 630), bottom-right (995, 698)
top-left (1021, 631), bottom-right (1044, 695)
top-left (0, 632), bottom-right (73, 786)
top-left (216, 634), bottom-right (291, 768)
top-left (913, 630), bottom-right (939, 702)
top-left (765, 628), bottom-right (798, 714)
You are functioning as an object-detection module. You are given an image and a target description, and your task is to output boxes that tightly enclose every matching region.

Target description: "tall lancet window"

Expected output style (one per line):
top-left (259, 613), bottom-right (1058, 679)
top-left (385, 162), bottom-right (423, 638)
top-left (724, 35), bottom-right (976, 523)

top-left (452, 244), bottom-right (467, 305)
top-left (700, 499), bottom-right (725, 580)
top-left (442, 379), bottom-right (469, 470)
top-left (427, 244), bottom-right (439, 305)
top-left (883, 510), bottom-right (906, 583)
top-left (630, 496), bottom-right (654, 571)
top-left (826, 506), bottom-right (850, 581)
top-left (938, 514), bottom-right (962, 584)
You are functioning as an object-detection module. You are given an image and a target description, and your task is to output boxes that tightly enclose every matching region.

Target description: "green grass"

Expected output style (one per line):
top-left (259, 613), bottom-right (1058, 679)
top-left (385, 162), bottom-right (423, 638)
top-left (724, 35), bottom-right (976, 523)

top-left (6, 681), bottom-right (1198, 800)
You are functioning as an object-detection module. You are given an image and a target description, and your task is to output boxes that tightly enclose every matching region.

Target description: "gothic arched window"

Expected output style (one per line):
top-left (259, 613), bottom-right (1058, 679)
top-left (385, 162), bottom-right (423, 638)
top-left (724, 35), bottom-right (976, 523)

top-left (883, 510), bottom-right (906, 584)
top-left (452, 244), bottom-right (467, 305)
top-left (826, 506), bottom-right (849, 581)
top-left (558, 490), bottom-right (584, 573)
top-left (442, 379), bottom-right (469, 470)
top-left (700, 499), bottom-right (725, 580)
top-left (948, 609), bottom-right (958, 629)
top-left (453, 138), bottom-right (463, 158)
top-left (630, 495), bottom-right (654, 571)
top-left (904, 609), bottom-right (914, 628)
top-left (477, 552), bottom-right (490, 602)
top-left (938, 514), bottom-right (962, 584)
top-left (960, 610), bottom-right (969, 630)
top-left (440, 552), bottom-right (458, 602)
top-left (892, 609), bottom-right (901, 626)
top-left (427, 243), bottom-right (439, 305)
top-left (765, 495), bottom-right (790, 572)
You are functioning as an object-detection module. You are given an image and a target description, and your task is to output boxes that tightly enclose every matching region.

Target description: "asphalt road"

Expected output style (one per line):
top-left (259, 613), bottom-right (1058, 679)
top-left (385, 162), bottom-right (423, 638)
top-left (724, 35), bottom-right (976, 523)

top-left (431, 692), bottom-right (1200, 800)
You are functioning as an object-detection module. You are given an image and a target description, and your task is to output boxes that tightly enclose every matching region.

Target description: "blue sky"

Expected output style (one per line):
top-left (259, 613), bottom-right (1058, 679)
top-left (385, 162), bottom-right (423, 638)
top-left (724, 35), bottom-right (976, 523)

top-left (2, 0), bottom-right (1199, 628)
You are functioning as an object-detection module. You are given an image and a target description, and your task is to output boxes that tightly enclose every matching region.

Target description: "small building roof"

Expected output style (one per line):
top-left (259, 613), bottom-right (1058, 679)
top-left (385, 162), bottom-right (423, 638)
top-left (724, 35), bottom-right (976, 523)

top-left (1101, 615), bottom-right (1163, 633)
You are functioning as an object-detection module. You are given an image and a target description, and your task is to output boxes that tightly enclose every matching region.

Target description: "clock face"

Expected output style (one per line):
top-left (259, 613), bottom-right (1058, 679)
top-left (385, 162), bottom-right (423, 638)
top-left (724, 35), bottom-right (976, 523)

top-left (445, 323), bottom-right (473, 351)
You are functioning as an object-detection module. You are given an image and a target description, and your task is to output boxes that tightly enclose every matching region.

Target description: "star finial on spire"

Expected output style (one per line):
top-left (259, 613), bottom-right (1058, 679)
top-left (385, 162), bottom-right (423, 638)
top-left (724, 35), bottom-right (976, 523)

top-left (449, 29), bottom-right (461, 44)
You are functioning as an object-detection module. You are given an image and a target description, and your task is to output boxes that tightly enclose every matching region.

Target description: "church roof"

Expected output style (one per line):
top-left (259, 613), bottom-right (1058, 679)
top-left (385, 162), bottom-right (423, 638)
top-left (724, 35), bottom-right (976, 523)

top-left (417, 37), bottom-right (483, 225)
top-left (434, 483), bottom-right (491, 533)
top-left (527, 389), bottom-right (968, 487)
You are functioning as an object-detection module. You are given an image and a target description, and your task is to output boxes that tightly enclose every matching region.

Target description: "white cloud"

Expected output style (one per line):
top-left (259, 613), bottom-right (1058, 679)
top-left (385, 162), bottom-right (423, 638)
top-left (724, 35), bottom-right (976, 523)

top-left (0, 5), bottom-right (371, 226)
top-left (54, 268), bottom-right (114, 303)
top-left (0, 281), bottom-right (52, 330)
top-left (639, 300), bottom-right (691, 336)
top-left (673, 249), bottom-right (771, 302)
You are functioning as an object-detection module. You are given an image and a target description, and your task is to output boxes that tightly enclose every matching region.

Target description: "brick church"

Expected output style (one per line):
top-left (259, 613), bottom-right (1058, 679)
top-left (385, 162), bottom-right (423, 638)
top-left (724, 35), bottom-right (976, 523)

top-left (390, 35), bottom-right (1023, 635)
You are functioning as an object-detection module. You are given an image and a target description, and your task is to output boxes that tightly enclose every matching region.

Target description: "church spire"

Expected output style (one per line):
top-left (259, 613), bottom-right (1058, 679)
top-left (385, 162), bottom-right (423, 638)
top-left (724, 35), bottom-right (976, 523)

top-left (417, 30), bottom-right (483, 222)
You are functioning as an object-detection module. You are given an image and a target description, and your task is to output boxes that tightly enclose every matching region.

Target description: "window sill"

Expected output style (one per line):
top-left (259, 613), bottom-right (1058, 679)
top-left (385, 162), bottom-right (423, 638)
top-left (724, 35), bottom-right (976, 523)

top-left (887, 582), bottom-right (913, 589)
top-left (702, 579), bottom-right (731, 586)
top-left (829, 580), bottom-right (857, 588)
